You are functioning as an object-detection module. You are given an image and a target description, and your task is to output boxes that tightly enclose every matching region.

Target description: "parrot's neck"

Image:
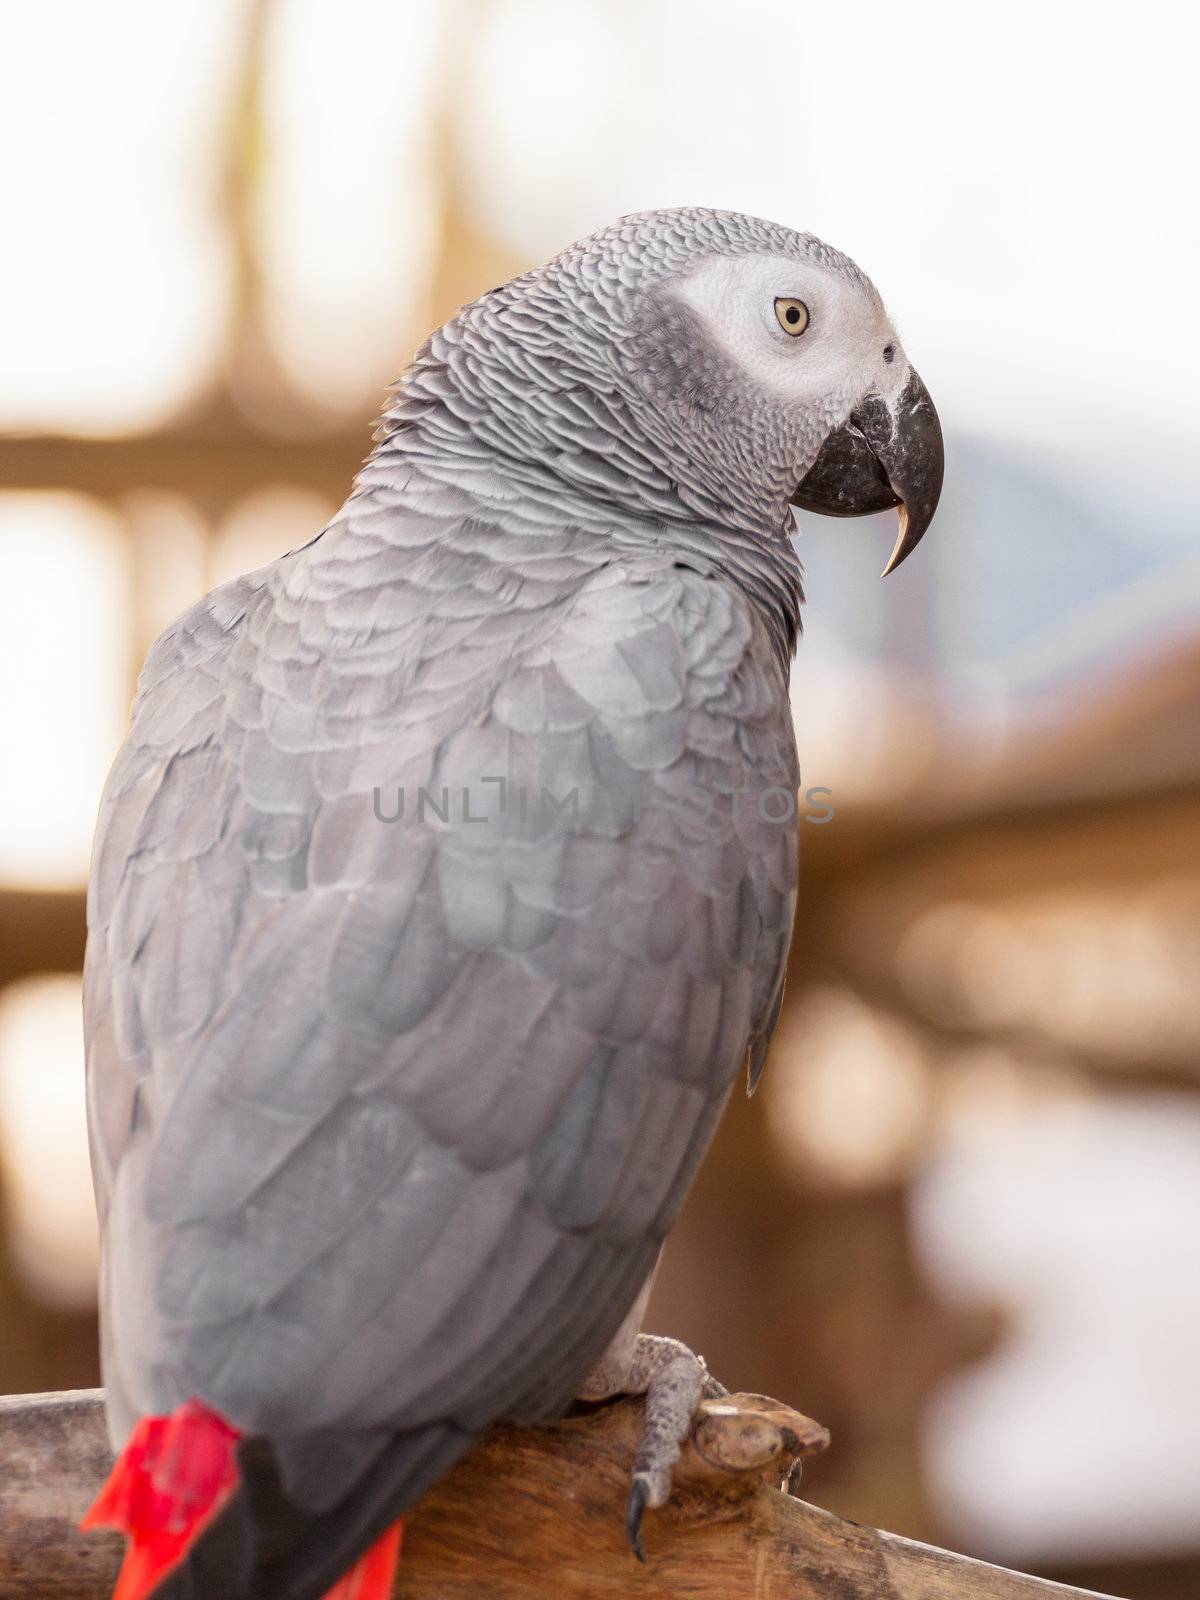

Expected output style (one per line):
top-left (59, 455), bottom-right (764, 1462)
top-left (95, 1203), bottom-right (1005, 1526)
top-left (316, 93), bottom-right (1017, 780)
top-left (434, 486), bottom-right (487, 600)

top-left (356, 419), bottom-right (803, 668)
top-left (361, 369), bottom-right (803, 662)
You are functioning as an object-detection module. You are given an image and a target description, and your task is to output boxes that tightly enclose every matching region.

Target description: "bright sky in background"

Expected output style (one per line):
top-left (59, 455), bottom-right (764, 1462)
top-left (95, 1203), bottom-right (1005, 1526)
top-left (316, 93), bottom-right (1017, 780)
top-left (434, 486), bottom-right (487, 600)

top-left (0, 975), bottom-right (98, 1308)
top-left (0, 4), bottom-right (239, 433)
top-left (258, 0), bottom-right (444, 411)
top-left (0, 496), bottom-right (129, 886)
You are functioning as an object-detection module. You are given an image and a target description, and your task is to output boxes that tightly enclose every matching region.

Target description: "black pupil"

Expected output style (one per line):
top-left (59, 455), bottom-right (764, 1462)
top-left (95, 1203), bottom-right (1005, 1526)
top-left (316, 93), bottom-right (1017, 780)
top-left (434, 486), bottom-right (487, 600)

top-left (785, 305), bottom-right (800, 324)
top-left (883, 343), bottom-right (895, 362)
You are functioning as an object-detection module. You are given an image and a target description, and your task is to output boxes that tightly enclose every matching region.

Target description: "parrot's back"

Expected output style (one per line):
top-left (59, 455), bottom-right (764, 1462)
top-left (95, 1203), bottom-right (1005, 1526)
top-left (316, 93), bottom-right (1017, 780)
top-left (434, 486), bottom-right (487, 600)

top-left (84, 460), bottom-right (800, 1600)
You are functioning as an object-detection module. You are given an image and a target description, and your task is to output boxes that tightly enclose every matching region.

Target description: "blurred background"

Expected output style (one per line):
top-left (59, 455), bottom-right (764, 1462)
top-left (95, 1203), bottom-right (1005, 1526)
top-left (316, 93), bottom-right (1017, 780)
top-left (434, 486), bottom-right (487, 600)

top-left (1, 1), bottom-right (1197, 1594)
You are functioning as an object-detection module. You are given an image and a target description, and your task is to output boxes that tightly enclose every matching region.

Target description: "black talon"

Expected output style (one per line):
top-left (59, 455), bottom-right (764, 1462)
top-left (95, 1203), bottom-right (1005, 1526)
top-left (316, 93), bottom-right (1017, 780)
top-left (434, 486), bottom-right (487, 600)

top-left (785, 1459), bottom-right (804, 1497)
top-left (625, 1476), bottom-right (649, 1562)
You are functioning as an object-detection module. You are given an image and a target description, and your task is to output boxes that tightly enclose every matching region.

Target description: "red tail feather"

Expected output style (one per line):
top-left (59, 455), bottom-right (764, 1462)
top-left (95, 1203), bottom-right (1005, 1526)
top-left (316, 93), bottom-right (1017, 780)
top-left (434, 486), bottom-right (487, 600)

top-left (81, 1400), bottom-right (241, 1600)
top-left (321, 1521), bottom-right (404, 1600)
top-left (82, 1400), bottom-right (405, 1600)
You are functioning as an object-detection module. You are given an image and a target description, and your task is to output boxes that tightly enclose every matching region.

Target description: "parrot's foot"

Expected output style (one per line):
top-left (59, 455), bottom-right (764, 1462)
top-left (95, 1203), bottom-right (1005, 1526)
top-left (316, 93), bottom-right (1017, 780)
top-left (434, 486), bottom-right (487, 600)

top-left (583, 1333), bottom-right (726, 1562)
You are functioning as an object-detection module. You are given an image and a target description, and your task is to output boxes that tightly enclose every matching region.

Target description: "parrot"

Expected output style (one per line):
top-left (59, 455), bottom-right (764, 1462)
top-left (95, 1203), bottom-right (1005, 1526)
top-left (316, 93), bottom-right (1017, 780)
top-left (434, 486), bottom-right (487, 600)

top-left (80, 207), bottom-right (943, 1600)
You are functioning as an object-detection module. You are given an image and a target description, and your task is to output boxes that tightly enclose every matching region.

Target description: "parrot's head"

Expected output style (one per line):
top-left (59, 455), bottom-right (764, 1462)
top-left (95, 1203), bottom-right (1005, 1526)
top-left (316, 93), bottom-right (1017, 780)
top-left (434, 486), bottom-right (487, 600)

top-left (647, 221), bottom-right (945, 574)
top-left (394, 207), bottom-right (943, 570)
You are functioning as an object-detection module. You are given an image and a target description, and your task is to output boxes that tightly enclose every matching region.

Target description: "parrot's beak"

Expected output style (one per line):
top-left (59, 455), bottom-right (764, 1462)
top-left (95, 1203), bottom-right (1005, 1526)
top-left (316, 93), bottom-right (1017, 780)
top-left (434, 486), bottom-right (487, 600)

top-left (790, 368), bottom-right (944, 575)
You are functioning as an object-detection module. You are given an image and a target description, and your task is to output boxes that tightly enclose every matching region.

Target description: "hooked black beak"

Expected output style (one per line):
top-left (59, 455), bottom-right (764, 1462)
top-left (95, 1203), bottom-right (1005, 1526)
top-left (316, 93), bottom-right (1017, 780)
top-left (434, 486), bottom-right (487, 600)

top-left (790, 368), bottom-right (944, 575)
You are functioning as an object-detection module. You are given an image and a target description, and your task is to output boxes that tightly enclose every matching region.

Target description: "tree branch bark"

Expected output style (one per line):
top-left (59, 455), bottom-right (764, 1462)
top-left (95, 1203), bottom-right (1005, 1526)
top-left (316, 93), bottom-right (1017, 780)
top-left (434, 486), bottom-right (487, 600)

top-left (0, 1389), bottom-right (1121, 1600)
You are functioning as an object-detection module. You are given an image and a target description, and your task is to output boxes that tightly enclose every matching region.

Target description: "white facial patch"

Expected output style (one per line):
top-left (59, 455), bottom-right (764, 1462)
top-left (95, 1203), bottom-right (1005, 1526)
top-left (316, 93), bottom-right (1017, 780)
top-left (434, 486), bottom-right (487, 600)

top-left (672, 252), bottom-right (902, 417)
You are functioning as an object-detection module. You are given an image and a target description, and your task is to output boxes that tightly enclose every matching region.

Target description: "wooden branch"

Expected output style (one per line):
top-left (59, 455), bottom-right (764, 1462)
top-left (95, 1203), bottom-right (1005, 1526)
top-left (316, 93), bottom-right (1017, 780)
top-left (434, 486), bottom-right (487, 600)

top-left (0, 1389), bottom-right (1122, 1600)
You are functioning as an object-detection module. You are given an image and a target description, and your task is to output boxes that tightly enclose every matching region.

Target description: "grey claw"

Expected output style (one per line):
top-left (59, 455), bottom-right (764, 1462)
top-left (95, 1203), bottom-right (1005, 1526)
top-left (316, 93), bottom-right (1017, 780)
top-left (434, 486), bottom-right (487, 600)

top-left (785, 1458), bottom-right (804, 1497)
top-left (625, 1475), bottom-right (649, 1562)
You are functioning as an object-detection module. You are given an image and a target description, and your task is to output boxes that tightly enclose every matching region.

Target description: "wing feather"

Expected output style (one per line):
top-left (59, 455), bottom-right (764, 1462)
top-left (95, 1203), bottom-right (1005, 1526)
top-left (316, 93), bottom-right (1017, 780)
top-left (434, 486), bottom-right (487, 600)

top-left (87, 511), bottom-right (798, 1502)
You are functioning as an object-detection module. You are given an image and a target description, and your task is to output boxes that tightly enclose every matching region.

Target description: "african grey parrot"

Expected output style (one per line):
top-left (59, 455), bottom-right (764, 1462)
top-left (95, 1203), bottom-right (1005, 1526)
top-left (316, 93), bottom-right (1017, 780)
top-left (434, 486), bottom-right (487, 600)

top-left (81, 208), bottom-right (942, 1600)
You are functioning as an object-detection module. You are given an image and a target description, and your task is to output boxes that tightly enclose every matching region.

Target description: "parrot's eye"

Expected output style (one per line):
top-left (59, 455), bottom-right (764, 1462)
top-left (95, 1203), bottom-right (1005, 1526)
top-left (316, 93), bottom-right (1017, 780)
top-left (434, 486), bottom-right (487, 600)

top-left (774, 298), bottom-right (809, 337)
